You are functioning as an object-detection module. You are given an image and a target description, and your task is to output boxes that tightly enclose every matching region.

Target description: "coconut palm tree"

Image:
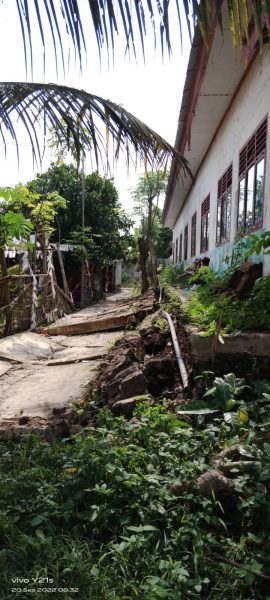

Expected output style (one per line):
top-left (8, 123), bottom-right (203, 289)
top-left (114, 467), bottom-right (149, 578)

top-left (0, 1), bottom-right (268, 169)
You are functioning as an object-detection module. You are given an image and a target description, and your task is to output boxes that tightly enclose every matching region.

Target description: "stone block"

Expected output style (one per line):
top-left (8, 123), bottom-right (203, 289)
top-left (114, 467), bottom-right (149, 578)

top-left (53, 404), bottom-right (67, 416)
top-left (120, 370), bottom-right (146, 399)
top-left (144, 355), bottom-right (174, 376)
top-left (0, 427), bottom-right (13, 440)
top-left (112, 396), bottom-right (147, 418)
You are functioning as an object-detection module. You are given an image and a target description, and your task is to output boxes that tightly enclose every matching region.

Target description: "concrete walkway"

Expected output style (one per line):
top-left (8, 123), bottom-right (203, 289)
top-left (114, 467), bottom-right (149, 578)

top-left (0, 289), bottom-right (133, 419)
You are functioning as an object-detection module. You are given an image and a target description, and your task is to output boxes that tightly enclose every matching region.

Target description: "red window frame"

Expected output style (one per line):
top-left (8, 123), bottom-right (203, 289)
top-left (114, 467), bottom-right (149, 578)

top-left (184, 225), bottom-right (188, 260)
top-left (175, 237), bottom-right (178, 262)
top-left (200, 195), bottom-right (210, 253)
top-left (216, 164), bottom-right (232, 245)
top-left (237, 118), bottom-right (267, 233)
top-left (191, 212), bottom-right (197, 257)
top-left (179, 232), bottom-right (183, 261)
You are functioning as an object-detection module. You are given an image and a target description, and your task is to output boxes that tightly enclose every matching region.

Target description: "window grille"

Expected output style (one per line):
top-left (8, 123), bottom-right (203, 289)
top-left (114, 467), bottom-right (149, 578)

top-left (191, 212), bottom-right (197, 257)
top-left (201, 195), bottom-right (210, 252)
top-left (237, 118), bottom-right (267, 233)
top-left (216, 164), bottom-right (232, 245)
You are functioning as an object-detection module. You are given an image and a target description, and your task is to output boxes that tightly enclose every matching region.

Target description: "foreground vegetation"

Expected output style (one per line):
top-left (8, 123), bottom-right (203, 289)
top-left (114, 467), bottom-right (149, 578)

top-left (1, 375), bottom-right (270, 599)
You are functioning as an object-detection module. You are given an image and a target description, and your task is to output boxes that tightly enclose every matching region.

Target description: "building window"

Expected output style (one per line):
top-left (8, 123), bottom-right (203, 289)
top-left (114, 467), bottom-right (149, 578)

top-left (175, 237), bottom-right (178, 262)
top-left (201, 195), bottom-right (210, 253)
top-left (184, 225), bottom-right (188, 260)
top-left (216, 164), bottom-right (232, 245)
top-left (237, 118), bottom-right (267, 232)
top-left (191, 212), bottom-right (197, 257)
top-left (179, 232), bottom-right (183, 261)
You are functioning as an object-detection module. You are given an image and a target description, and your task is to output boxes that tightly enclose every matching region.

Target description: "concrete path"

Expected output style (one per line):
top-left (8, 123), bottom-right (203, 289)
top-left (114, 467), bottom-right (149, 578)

top-left (0, 289), bottom-right (133, 419)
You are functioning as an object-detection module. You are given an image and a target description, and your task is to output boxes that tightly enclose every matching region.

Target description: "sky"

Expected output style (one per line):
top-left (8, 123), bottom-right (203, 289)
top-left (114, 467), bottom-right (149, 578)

top-left (0, 1), bottom-right (191, 214)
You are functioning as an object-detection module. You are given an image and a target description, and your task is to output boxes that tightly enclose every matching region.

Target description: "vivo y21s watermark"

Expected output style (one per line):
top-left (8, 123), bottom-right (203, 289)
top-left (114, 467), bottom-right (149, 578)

top-left (11, 577), bottom-right (79, 594)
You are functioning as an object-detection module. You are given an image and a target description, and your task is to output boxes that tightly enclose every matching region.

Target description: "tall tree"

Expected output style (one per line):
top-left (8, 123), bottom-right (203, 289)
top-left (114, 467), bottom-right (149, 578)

top-left (132, 171), bottom-right (168, 293)
top-left (27, 163), bottom-right (134, 269)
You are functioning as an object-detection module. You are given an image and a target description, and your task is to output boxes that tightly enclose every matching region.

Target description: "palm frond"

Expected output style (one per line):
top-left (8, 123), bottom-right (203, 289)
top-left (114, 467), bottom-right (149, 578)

top-left (15, 0), bottom-right (186, 73)
top-left (0, 81), bottom-right (189, 174)
top-left (14, 1), bottom-right (270, 74)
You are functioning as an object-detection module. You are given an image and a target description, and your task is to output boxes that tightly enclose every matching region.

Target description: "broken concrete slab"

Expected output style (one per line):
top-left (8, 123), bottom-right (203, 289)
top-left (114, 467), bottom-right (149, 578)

top-left (0, 361), bottom-right (13, 377)
top-left (38, 313), bottom-right (132, 336)
top-left (0, 331), bottom-right (54, 362)
top-left (0, 362), bottom-right (98, 418)
top-left (187, 325), bottom-right (270, 363)
top-left (47, 347), bottom-right (107, 365)
top-left (37, 290), bottom-right (156, 337)
top-left (0, 288), bottom-right (134, 420)
top-left (0, 352), bottom-right (24, 364)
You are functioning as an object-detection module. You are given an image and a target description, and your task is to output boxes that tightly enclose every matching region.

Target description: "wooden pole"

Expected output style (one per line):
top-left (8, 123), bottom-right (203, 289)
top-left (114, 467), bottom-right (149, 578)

top-left (56, 243), bottom-right (71, 298)
top-left (0, 247), bottom-right (12, 335)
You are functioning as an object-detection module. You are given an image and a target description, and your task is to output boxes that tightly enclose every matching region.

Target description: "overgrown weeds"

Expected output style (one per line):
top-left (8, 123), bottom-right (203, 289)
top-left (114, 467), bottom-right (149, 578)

top-left (0, 376), bottom-right (270, 599)
top-left (183, 270), bottom-right (270, 335)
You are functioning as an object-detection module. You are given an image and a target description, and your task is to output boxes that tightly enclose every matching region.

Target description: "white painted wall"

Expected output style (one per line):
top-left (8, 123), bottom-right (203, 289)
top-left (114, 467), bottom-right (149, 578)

top-left (173, 46), bottom-right (270, 274)
top-left (114, 260), bottom-right (122, 289)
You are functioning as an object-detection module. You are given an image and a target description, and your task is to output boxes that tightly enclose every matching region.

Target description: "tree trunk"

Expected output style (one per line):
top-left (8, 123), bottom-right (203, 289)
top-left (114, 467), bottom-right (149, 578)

top-left (0, 247), bottom-right (12, 336)
top-left (56, 243), bottom-right (72, 299)
top-left (80, 259), bottom-right (86, 307)
top-left (138, 236), bottom-right (149, 294)
top-left (150, 243), bottom-right (158, 288)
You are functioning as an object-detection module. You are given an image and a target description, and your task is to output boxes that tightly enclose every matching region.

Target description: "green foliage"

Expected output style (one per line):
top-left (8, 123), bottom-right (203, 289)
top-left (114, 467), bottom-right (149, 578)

top-left (188, 266), bottom-right (216, 286)
top-left (1, 380), bottom-right (270, 599)
top-left (153, 317), bottom-right (167, 332)
top-left (162, 285), bottom-right (182, 314)
top-left (184, 272), bottom-right (270, 334)
top-left (132, 172), bottom-right (168, 214)
top-left (48, 120), bottom-right (92, 169)
top-left (155, 225), bottom-right (172, 259)
top-left (27, 164), bottom-right (134, 267)
top-left (0, 210), bottom-right (33, 247)
top-left (158, 263), bottom-right (184, 287)
top-left (245, 230), bottom-right (270, 258)
top-left (132, 172), bottom-right (170, 285)
top-left (201, 373), bottom-right (270, 429)
top-left (0, 184), bottom-right (66, 238)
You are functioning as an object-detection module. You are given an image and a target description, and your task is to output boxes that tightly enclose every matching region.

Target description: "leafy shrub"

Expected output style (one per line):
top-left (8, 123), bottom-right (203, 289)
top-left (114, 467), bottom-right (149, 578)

top-left (0, 387), bottom-right (270, 599)
top-left (184, 274), bottom-right (270, 334)
top-left (158, 263), bottom-right (184, 287)
top-left (188, 266), bottom-right (216, 286)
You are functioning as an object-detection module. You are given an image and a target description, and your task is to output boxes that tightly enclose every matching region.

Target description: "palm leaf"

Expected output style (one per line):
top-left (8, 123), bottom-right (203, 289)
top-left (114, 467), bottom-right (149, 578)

top-left (15, 0), bottom-right (186, 72)
top-left (14, 1), bottom-right (270, 74)
top-left (0, 81), bottom-right (189, 173)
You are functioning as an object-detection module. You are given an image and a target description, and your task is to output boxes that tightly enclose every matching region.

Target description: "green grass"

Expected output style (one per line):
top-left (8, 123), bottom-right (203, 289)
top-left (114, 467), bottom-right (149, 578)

top-left (0, 390), bottom-right (270, 599)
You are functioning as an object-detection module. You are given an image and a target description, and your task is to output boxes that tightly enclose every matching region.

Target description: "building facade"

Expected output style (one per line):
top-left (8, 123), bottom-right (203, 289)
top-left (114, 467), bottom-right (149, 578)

top-left (163, 12), bottom-right (270, 275)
